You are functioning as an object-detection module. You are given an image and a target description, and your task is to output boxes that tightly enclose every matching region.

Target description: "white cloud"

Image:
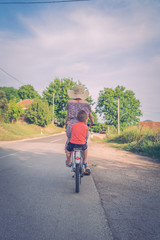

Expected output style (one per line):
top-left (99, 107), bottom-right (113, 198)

top-left (0, 0), bottom-right (160, 121)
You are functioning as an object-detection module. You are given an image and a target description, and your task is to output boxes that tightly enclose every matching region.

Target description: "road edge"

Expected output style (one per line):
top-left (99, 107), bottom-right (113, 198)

top-left (0, 132), bottom-right (66, 145)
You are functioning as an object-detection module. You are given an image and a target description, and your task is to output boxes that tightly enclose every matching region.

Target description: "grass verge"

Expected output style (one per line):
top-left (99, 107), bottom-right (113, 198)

top-left (91, 126), bottom-right (160, 160)
top-left (0, 121), bottom-right (64, 141)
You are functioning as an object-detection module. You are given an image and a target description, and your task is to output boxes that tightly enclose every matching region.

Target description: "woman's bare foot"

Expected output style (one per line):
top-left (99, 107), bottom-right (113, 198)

top-left (65, 160), bottom-right (72, 167)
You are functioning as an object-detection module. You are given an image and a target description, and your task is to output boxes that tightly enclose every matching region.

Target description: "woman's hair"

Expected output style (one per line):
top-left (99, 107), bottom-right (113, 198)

top-left (77, 110), bottom-right (88, 122)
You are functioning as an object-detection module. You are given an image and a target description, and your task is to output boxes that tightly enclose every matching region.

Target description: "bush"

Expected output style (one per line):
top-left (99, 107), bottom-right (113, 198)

top-left (125, 128), bottom-right (160, 158)
top-left (25, 99), bottom-right (53, 127)
top-left (117, 126), bottom-right (140, 143)
top-left (8, 99), bottom-right (24, 123)
top-left (90, 124), bottom-right (101, 133)
top-left (0, 90), bottom-right (8, 122)
top-left (89, 123), bottom-right (110, 133)
top-left (124, 140), bottom-right (160, 159)
top-left (106, 125), bottom-right (118, 137)
top-left (107, 126), bottom-right (160, 159)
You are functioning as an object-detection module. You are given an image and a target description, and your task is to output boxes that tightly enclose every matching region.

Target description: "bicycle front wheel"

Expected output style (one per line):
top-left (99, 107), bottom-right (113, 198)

top-left (75, 164), bottom-right (80, 193)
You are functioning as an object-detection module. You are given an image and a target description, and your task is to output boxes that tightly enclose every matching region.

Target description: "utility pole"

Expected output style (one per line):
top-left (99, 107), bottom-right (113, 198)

top-left (53, 93), bottom-right (55, 125)
top-left (118, 98), bottom-right (120, 135)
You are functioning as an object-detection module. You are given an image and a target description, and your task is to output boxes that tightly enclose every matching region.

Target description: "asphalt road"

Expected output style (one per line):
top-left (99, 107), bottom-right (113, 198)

top-left (0, 134), bottom-right (113, 240)
top-left (1, 134), bottom-right (160, 240)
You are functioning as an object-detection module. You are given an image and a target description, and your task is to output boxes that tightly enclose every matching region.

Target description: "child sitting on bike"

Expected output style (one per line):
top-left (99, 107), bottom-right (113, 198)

top-left (66, 110), bottom-right (89, 167)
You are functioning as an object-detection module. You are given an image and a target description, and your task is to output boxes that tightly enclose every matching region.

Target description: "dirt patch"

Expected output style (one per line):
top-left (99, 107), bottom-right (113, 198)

top-left (88, 141), bottom-right (160, 170)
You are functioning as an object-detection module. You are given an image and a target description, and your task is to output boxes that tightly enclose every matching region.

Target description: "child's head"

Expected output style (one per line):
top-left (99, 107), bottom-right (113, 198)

top-left (77, 110), bottom-right (88, 123)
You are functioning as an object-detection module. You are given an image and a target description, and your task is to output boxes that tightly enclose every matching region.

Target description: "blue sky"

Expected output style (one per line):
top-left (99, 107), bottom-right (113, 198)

top-left (0, 0), bottom-right (160, 121)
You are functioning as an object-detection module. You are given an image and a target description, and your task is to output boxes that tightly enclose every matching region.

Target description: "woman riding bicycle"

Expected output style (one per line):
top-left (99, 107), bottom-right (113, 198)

top-left (65, 85), bottom-right (94, 166)
top-left (66, 110), bottom-right (88, 167)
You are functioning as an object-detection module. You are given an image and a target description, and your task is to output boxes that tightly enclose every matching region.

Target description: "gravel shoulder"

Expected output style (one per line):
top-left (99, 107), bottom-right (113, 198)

top-left (88, 141), bottom-right (160, 240)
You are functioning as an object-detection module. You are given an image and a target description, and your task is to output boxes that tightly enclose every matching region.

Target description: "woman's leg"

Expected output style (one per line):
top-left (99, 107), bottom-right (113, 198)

top-left (66, 150), bottom-right (72, 165)
top-left (66, 142), bottom-right (74, 166)
top-left (65, 123), bottom-right (72, 158)
top-left (83, 149), bottom-right (88, 164)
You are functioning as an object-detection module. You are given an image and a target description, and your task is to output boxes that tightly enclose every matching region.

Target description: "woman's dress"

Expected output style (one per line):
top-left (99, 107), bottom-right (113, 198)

top-left (65, 102), bottom-right (91, 146)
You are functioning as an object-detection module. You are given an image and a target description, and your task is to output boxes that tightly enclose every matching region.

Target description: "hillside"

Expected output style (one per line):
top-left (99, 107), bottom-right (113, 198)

top-left (0, 121), bottom-right (64, 141)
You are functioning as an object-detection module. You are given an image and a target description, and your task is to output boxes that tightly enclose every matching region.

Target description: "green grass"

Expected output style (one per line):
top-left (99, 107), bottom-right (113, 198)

top-left (91, 126), bottom-right (160, 160)
top-left (0, 121), bottom-right (64, 141)
top-left (90, 136), bottom-right (106, 143)
top-left (122, 141), bottom-right (160, 159)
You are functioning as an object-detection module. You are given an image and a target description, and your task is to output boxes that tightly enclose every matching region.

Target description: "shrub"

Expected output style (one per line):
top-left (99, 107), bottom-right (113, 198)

top-left (117, 126), bottom-right (140, 143)
top-left (107, 126), bottom-right (160, 159)
top-left (0, 90), bottom-right (8, 122)
top-left (8, 99), bottom-right (24, 123)
top-left (25, 99), bottom-right (53, 127)
top-left (89, 124), bottom-right (101, 133)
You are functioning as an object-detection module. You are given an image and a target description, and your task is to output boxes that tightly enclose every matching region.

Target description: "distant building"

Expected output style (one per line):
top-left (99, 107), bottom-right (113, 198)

top-left (17, 99), bottom-right (33, 121)
top-left (139, 122), bottom-right (160, 130)
top-left (17, 99), bottom-right (33, 110)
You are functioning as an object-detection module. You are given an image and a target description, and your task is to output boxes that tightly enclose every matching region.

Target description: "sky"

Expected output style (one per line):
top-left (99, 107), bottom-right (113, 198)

top-left (0, 0), bottom-right (160, 121)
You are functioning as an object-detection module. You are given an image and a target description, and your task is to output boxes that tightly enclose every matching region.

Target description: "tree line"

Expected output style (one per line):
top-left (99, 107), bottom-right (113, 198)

top-left (0, 78), bottom-right (142, 131)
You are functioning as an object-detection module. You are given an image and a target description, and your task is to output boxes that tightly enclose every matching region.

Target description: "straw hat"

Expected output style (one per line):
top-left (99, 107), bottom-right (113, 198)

top-left (67, 85), bottom-right (89, 100)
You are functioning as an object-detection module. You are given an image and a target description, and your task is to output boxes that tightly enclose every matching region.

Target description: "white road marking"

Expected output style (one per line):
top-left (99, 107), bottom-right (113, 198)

top-left (50, 138), bottom-right (63, 143)
top-left (0, 151), bottom-right (20, 159)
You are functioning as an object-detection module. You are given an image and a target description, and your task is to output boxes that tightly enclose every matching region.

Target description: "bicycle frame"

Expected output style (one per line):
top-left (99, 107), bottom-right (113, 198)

top-left (71, 148), bottom-right (85, 193)
top-left (71, 148), bottom-right (82, 168)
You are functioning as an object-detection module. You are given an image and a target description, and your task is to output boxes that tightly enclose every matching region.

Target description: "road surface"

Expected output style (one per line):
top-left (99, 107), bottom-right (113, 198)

top-left (0, 134), bottom-right (112, 240)
top-left (0, 133), bottom-right (160, 240)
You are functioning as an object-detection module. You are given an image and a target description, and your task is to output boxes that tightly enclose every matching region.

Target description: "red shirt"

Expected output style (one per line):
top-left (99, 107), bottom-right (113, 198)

top-left (70, 122), bottom-right (88, 145)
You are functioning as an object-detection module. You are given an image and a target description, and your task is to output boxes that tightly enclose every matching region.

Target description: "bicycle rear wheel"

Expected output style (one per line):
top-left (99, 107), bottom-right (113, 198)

top-left (75, 164), bottom-right (80, 193)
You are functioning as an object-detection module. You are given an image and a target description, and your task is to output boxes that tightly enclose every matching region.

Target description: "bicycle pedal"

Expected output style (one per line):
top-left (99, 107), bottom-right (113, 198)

top-left (84, 168), bottom-right (91, 175)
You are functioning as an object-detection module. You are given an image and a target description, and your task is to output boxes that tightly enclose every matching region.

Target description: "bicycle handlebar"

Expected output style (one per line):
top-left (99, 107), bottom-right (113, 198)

top-left (87, 123), bottom-right (96, 127)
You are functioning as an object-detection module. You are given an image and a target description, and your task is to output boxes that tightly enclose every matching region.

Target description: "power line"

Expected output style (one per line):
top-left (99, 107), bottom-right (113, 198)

top-left (0, 67), bottom-right (24, 85)
top-left (0, 67), bottom-right (44, 95)
top-left (0, 0), bottom-right (89, 4)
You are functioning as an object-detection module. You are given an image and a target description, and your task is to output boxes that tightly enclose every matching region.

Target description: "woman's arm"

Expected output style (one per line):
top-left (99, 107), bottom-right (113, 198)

top-left (65, 112), bottom-right (69, 125)
top-left (89, 112), bottom-right (94, 126)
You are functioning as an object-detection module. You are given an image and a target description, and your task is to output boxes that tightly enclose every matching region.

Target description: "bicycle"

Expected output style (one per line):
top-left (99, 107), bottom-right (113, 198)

top-left (71, 147), bottom-right (90, 193)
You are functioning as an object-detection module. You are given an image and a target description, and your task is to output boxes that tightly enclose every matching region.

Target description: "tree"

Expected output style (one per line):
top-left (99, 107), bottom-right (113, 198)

top-left (90, 124), bottom-right (101, 133)
top-left (0, 87), bottom-right (20, 103)
top-left (18, 85), bottom-right (40, 100)
top-left (43, 78), bottom-right (76, 104)
top-left (96, 86), bottom-right (142, 131)
top-left (43, 78), bottom-right (94, 126)
top-left (86, 96), bottom-right (95, 107)
top-left (87, 111), bottom-right (98, 125)
top-left (87, 110), bottom-right (99, 132)
top-left (8, 99), bottom-right (24, 123)
top-left (25, 99), bottom-right (53, 127)
top-left (0, 90), bottom-right (8, 121)
top-left (42, 78), bottom-right (76, 125)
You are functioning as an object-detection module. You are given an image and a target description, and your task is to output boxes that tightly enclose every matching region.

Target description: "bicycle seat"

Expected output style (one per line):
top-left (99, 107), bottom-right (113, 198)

top-left (73, 147), bottom-right (83, 151)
